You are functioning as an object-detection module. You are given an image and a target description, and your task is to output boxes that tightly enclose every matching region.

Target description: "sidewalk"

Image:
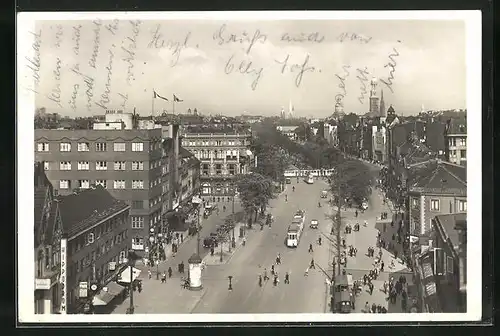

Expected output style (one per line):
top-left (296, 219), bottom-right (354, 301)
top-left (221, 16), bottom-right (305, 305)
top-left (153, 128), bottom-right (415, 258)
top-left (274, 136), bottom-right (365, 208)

top-left (202, 222), bottom-right (247, 266)
top-left (111, 272), bottom-right (208, 314)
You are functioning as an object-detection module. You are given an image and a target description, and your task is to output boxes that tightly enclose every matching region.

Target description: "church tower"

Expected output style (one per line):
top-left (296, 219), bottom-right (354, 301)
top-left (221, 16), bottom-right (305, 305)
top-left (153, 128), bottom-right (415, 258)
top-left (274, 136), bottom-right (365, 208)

top-left (379, 89), bottom-right (386, 117)
top-left (369, 77), bottom-right (380, 116)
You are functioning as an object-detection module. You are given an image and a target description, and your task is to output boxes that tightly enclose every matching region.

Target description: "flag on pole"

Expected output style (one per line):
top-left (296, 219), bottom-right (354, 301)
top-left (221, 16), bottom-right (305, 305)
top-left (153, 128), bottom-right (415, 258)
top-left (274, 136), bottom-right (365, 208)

top-left (153, 90), bottom-right (169, 101)
top-left (173, 94), bottom-right (183, 102)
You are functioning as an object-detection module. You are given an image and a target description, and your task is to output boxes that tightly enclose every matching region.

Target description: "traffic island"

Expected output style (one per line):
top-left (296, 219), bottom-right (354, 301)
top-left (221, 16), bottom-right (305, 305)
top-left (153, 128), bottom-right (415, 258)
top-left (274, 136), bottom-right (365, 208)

top-left (202, 222), bottom-right (246, 266)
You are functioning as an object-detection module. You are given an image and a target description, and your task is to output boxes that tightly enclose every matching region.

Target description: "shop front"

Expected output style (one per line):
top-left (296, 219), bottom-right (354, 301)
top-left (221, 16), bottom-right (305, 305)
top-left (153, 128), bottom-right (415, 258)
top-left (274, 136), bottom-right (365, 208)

top-left (34, 273), bottom-right (60, 314)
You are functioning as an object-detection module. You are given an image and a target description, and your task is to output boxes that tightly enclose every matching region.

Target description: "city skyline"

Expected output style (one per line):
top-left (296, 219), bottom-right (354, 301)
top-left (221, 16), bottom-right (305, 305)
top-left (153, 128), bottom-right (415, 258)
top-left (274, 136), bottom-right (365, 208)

top-left (23, 16), bottom-right (467, 117)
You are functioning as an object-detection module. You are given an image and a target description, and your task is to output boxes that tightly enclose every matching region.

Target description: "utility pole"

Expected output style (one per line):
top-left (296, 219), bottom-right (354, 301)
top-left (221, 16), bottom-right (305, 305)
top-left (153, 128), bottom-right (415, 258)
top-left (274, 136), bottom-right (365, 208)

top-left (336, 166), bottom-right (342, 277)
top-left (196, 205), bottom-right (201, 256)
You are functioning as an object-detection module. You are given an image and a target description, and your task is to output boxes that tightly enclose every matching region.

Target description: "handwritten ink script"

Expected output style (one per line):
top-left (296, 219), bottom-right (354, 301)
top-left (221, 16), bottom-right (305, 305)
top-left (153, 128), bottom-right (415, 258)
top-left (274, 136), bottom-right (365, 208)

top-left (22, 19), bottom-right (402, 112)
top-left (334, 65), bottom-right (351, 107)
top-left (380, 48), bottom-right (400, 93)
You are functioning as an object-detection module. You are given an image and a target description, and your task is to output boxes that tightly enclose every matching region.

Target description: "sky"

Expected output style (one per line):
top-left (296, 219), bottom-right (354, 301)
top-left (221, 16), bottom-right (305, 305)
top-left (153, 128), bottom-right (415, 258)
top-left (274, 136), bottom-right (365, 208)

top-left (22, 16), bottom-right (467, 118)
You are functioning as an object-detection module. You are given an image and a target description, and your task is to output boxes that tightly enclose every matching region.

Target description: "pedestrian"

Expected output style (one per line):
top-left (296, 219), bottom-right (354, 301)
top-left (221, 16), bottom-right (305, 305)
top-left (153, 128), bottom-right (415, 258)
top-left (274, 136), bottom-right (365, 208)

top-left (309, 243), bottom-right (313, 253)
top-left (394, 250), bottom-right (399, 260)
top-left (181, 234), bottom-right (184, 243)
top-left (369, 282), bottom-right (374, 295)
top-left (390, 260), bottom-right (395, 269)
top-left (310, 258), bottom-right (316, 269)
top-left (380, 261), bottom-right (385, 272)
top-left (176, 232), bottom-right (180, 240)
top-left (364, 302), bottom-right (370, 313)
top-left (148, 270), bottom-right (152, 279)
top-left (363, 274), bottom-right (368, 286)
top-left (355, 210), bottom-right (358, 217)
top-left (284, 272), bottom-right (290, 284)
top-left (371, 303), bottom-right (377, 313)
top-left (161, 272), bottom-right (166, 283)
top-left (383, 281), bottom-right (388, 294)
top-left (168, 267), bottom-right (172, 278)
top-left (304, 267), bottom-right (309, 276)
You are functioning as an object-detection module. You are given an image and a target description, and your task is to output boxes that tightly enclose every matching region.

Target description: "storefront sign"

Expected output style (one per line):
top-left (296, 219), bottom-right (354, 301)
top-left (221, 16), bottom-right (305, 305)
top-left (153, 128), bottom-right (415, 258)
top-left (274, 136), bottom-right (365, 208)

top-left (79, 282), bottom-right (88, 298)
top-left (59, 238), bottom-right (67, 314)
top-left (35, 278), bottom-right (51, 290)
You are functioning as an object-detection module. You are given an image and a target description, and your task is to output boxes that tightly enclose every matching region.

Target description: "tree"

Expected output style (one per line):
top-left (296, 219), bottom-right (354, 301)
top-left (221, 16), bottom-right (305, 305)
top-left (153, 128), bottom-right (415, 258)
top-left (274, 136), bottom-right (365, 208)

top-left (328, 159), bottom-right (374, 207)
top-left (294, 123), bottom-right (314, 142)
top-left (234, 173), bottom-right (275, 226)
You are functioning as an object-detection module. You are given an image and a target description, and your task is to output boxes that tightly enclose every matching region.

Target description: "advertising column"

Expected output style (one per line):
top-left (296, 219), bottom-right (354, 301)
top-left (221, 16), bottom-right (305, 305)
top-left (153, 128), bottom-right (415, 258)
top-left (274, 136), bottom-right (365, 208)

top-left (59, 238), bottom-right (67, 314)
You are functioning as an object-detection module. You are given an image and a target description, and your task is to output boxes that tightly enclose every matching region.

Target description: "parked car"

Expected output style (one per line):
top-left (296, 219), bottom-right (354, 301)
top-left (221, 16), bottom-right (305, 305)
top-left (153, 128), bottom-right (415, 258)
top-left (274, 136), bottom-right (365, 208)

top-left (310, 219), bottom-right (319, 229)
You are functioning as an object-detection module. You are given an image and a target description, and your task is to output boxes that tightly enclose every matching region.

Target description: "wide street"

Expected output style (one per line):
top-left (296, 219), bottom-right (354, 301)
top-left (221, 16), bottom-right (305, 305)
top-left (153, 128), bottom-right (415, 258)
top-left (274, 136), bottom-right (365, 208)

top-left (193, 178), bottom-right (334, 313)
top-left (111, 160), bottom-right (412, 314)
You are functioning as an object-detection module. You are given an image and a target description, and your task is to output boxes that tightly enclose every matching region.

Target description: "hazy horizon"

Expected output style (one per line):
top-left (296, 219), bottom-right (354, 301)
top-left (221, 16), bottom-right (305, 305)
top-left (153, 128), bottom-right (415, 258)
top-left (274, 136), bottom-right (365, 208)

top-left (22, 16), bottom-right (467, 118)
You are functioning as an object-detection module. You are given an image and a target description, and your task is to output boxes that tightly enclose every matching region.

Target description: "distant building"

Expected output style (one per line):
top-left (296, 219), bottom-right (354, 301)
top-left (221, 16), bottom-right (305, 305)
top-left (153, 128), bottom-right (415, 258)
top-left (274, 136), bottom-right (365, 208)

top-left (444, 119), bottom-right (467, 166)
top-left (276, 125), bottom-right (299, 141)
top-left (369, 78), bottom-right (380, 116)
top-left (323, 122), bottom-right (339, 147)
top-left (371, 123), bottom-right (387, 162)
top-left (180, 125), bottom-right (252, 197)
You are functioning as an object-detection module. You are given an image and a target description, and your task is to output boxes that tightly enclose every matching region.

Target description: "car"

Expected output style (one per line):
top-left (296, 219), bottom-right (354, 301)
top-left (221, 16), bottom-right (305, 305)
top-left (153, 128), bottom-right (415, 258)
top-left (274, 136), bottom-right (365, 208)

top-left (203, 237), bottom-right (214, 248)
top-left (321, 190), bottom-right (328, 198)
top-left (310, 219), bottom-right (319, 229)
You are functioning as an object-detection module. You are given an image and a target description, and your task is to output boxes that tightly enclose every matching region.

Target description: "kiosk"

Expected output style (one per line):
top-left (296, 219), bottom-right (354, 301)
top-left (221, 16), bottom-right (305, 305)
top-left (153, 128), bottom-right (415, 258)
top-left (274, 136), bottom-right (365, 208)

top-left (188, 254), bottom-right (203, 290)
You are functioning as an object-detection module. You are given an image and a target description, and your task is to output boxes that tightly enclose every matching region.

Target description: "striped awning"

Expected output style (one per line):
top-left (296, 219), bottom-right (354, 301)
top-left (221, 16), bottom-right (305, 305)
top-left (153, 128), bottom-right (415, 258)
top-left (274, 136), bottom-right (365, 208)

top-left (92, 282), bottom-right (125, 306)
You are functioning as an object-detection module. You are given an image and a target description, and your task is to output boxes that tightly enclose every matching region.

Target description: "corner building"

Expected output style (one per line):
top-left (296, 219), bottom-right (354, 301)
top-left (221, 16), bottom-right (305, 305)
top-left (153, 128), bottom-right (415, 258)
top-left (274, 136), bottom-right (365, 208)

top-left (35, 128), bottom-right (166, 255)
top-left (180, 126), bottom-right (252, 197)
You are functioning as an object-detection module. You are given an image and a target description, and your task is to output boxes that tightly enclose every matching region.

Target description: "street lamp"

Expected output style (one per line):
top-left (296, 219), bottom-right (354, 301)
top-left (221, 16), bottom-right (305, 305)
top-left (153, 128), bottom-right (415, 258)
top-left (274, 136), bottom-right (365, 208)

top-left (126, 249), bottom-right (136, 314)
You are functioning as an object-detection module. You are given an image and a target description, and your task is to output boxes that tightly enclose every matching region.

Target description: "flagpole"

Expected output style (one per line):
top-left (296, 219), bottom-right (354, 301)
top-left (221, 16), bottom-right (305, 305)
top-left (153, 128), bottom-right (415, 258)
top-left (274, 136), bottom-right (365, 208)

top-left (172, 98), bottom-right (175, 115)
top-left (152, 89), bottom-right (155, 118)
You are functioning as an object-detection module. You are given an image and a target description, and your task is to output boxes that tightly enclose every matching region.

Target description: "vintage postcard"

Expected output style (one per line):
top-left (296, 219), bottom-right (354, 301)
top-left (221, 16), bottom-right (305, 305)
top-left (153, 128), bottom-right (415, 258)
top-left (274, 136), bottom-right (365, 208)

top-left (17, 11), bottom-right (481, 323)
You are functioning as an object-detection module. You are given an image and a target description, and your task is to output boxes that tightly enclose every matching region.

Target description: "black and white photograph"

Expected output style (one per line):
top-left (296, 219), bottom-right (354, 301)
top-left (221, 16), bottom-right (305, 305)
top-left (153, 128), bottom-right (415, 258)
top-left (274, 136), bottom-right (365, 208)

top-left (17, 11), bottom-right (481, 323)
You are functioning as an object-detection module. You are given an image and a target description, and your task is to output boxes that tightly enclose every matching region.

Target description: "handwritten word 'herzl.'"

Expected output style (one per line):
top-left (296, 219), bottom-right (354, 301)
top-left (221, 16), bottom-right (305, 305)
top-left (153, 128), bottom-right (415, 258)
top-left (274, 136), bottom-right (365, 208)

top-left (380, 48), bottom-right (400, 93)
top-left (356, 67), bottom-right (370, 104)
top-left (224, 54), bottom-right (264, 91)
top-left (25, 30), bottom-right (42, 92)
top-left (213, 24), bottom-right (268, 55)
top-left (275, 54), bottom-right (317, 88)
top-left (122, 20), bottom-right (142, 85)
top-left (147, 24), bottom-right (191, 67)
top-left (334, 65), bottom-right (351, 106)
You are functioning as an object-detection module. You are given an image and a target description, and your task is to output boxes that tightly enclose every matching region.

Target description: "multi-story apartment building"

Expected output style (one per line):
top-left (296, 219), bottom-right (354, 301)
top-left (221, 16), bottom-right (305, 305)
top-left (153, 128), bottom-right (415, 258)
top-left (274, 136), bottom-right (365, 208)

top-left (58, 185), bottom-right (131, 314)
top-left (407, 159), bottom-right (466, 236)
top-left (34, 162), bottom-right (63, 314)
top-left (179, 147), bottom-right (201, 202)
top-left (180, 126), bottom-right (252, 197)
top-left (275, 125), bottom-right (299, 141)
top-left (444, 118), bottom-right (467, 166)
top-left (34, 128), bottom-right (166, 254)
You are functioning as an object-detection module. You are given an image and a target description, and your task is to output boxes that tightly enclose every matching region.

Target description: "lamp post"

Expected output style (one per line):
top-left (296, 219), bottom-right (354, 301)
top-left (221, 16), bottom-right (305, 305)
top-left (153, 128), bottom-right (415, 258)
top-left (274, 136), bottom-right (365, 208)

top-left (196, 203), bottom-right (201, 256)
top-left (127, 249), bottom-right (136, 314)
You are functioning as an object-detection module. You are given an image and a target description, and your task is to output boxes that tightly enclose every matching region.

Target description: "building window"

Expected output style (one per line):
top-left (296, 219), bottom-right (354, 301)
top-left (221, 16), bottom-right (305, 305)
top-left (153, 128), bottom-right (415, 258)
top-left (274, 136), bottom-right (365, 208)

top-left (114, 180), bottom-right (126, 189)
top-left (132, 201), bottom-right (143, 209)
top-left (77, 142), bottom-right (90, 152)
top-left (458, 200), bottom-right (467, 212)
top-left (132, 180), bottom-right (144, 189)
top-left (114, 142), bottom-right (126, 152)
top-left (59, 161), bottom-right (71, 170)
top-left (202, 164), bottom-right (209, 176)
top-left (132, 142), bottom-right (144, 152)
top-left (446, 256), bottom-right (454, 273)
top-left (95, 180), bottom-right (107, 188)
top-left (229, 164), bottom-right (236, 175)
top-left (449, 138), bottom-right (456, 147)
top-left (459, 138), bottom-right (466, 146)
top-left (37, 143), bottom-right (49, 152)
top-left (88, 233), bottom-right (95, 244)
top-left (215, 164), bottom-right (222, 175)
top-left (78, 180), bottom-right (90, 189)
top-left (460, 150), bottom-right (466, 159)
top-left (412, 198), bottom-right (418, 208)
top-left (96, 142), bottom-right (107, 152)
top-left (132, 161), bottom-right (144, 171)
top-left (450, 150), bottom-right (457, 158)
top-left (114, 161), bottom-right (126, 170)
top-left (77, 161), bottom-right (89, 171)
top-left (96, 161), bottom-right (108, 171)
top-left (60, 143), bottom-right (71, 152)
top-left (43, 162), bottom-right (50, 170)
top-left (430, 199), bottom-right (440, 211)
top-left (131, 217), bottom-right (144, 229)
top-left (132, 237), bottom-right (144, 246)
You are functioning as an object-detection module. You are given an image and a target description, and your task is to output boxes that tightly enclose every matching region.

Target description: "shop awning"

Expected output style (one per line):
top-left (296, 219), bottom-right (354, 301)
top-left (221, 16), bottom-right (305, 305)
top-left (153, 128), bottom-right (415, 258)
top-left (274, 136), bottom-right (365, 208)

top-left (118, 267), bottom-right (141, 283)
top-left (92, 282), bottom-right (125, 306)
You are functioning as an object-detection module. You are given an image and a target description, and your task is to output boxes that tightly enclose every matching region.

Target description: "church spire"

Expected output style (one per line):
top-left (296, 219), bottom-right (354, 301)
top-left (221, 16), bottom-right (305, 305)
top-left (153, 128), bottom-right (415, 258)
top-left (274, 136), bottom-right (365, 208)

top-left (379, 89), bottom-right (386, 117)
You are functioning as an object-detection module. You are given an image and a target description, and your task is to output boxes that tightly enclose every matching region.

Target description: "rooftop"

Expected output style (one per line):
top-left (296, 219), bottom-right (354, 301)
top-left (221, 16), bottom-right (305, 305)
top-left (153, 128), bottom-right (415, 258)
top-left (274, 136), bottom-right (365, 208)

top-left (57, 186), bottom-right (130, 238)
top-left (445, 118), bottom-right (467, 135)
top-left (183, 125), bottom-right (251, 135)
top-left (410, 159), bottom-right (466, 193)
top-left (434, 213), bottom-right (467, 249)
